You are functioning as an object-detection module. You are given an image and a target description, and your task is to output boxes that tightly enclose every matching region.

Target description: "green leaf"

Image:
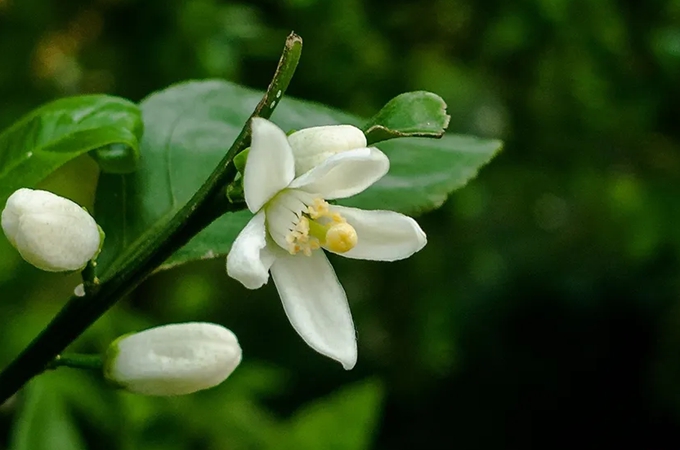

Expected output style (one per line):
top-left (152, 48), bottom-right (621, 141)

top-left (94, 80), bottom-right (501, 277)
top-left (161, 210), bottom-right (252, 271)
top-left (279, 379), bottom-right (384, 450)
top-left (341, 134), bottom-right (502, 214)
top-left (0, 95), bottom-right (143, 206)
top-left (363, 91), bottom-right (451, 145)
top-left (9, 378), bottom-right (87, 450)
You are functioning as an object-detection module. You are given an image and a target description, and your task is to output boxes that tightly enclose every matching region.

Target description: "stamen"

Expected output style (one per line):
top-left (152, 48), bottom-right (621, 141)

top-left (280, 196), bottom-right (357, 256)
top-left (286, 216), bottom-right (317, 255)
top-left (307, 198), bottom-right (330, 219)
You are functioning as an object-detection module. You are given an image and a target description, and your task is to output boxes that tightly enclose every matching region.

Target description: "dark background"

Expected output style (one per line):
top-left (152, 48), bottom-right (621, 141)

top-left (1, 0), bottom-right (680, 448)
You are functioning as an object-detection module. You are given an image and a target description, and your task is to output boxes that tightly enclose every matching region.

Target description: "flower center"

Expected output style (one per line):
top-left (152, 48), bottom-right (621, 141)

top-left (272, 195), bottom-right (357, 256)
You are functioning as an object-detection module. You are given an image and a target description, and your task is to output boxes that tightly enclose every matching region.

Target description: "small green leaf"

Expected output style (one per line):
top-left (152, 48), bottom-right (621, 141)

top-left (9, 378), bottom-right (87, 450)
top-left (94, 80), bottom-right (500, 277)
top-left (281, 379), bottom-right (384, 450)
top-left (0, 95), bottom-right (142, 206)
top-left (363, 91), bottom-right (451, 145)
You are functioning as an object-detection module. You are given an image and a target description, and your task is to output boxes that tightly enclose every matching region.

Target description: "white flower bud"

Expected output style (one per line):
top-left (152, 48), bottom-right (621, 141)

top-left (287, 125), bottom-right (367, 175)
top-left (103, 322), bottom-right (242, 396)
top-left (1, 188), bottom-right (102, 272)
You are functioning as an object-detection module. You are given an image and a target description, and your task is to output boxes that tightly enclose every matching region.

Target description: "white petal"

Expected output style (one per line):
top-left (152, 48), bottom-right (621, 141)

top-left (244, 118), bottom-right (296, 212)
top-left (287, 125), bottom-right (367, 175)
top-left (289, 147), bottom-right (389, 200)
top-left (226, 211), bottom-right (277, 289)
top-left (264, 190), bottom-right (311, 251)
top-left (270, 251), bottom-right (357, 369)
top-left (328, 206), bottom-right (427, 261)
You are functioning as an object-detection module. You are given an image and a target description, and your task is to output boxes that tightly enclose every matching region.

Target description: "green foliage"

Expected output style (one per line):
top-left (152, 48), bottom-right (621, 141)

top-left (3, 0), bottom-right (680, 448)
top-left (9, 378), bottom-right (86, 450)
top-left (93, 80), bottom-right (254, 279)
top-left (280, 379), bottom-right (384, 450)
top-left (6, 364), bottom-right (382, 450)
top-left (94, 80), bottom-right (499, 276)
top-left (341, 135), bottom-right (501, 214)
top-left (0, 96), bottom-right (142, 206)
top-left (363, 91), bottom-right (450, 144)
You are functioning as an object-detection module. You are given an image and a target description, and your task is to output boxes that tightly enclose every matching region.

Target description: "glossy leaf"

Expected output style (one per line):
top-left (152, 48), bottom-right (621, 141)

top-left (94, 80), bottom-right (501, 277)
top-left (342, 134), bottom-right (502, 214)
top-left (363, 91), bottom-right (451, 145)
top-left (0, 95), bottom-right (142, 206)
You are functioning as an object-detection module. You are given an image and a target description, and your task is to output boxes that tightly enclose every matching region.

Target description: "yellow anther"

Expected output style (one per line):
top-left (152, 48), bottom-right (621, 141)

top-left (331, 212), bottom-right (345, 223)
top-left (325, 222), bottom-right (358, 253)
top-left (287, 217), bottom-right (316, 255)
top-left (307, 198), bottom-right (330, 219)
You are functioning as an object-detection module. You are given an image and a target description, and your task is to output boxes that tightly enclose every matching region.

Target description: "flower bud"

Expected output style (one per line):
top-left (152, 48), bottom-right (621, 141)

top-left (103, 322), bottom-right (242, 396)
top-left (1, 188), bottom-right (102, 272)
top-left (287, 125), bottom-right (367, 175)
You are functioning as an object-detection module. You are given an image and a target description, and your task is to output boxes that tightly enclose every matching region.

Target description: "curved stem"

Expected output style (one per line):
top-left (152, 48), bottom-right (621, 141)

top-left (0, 32), bottom-right (303, 404)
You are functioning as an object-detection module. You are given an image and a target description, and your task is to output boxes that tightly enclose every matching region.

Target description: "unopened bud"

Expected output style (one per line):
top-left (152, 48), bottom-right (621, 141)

top-left (1, 188), bottom-right (102, 272)
top-left (103, 322), bottom-right (242, 396)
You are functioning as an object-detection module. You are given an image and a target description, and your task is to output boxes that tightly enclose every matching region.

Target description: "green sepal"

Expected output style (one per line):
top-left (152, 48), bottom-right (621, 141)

top-left (101, 333), bottom-right (130, 390)
top-left (226, 173), bottom-right (245, 204)
top-left (233, 148), bottom-right (249, 173)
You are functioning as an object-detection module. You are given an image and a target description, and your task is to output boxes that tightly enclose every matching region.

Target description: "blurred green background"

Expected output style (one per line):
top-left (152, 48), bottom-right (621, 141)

top-left (2, 0), bottom-right (680, 448)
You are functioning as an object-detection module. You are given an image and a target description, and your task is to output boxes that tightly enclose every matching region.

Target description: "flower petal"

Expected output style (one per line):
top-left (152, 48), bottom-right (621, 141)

top-left (289, 147), bottom-right (389, 200)
top-left (287, 125), bottom-right (367, 176)
top-left (328, 206), bottom-right (427, 261)
top-left (244, 118), bottom-right (296, 212)
top-left (270, 251), bottom-right (357, 369)
top-left (226, 211), bottom-right (277, 289)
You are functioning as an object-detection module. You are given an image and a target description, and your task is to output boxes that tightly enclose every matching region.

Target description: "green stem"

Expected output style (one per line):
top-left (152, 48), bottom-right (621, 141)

top-left (0, 32), bottom-right (303, 403)
top-left (81, 260), bottom-right (100, 296)
top-left (47, 354), bottom-right (103, 371)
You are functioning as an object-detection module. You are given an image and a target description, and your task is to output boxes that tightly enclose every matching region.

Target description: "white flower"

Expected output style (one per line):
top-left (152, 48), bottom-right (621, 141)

top-left (226, 118), bottom-right (427, 370)
top-left (1, 188), bottom-right (102, 272)
top-left (103, 322), bottom-right (242, 396)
